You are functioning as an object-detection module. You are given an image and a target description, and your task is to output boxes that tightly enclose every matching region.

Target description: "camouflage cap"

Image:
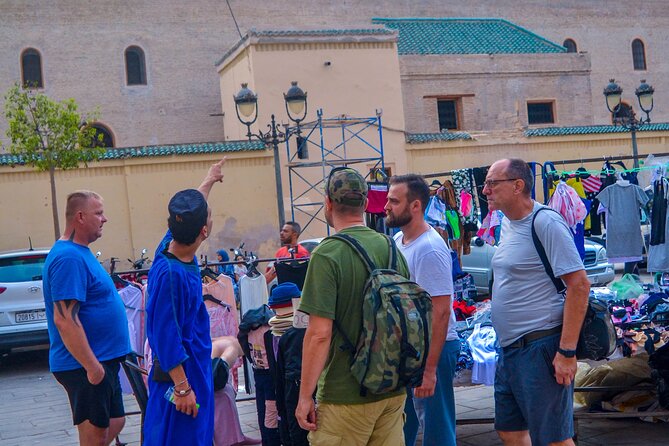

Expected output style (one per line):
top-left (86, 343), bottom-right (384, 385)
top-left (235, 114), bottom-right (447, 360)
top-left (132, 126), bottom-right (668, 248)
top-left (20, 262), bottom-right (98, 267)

top-left (326, 167), bottom-right (368, 207)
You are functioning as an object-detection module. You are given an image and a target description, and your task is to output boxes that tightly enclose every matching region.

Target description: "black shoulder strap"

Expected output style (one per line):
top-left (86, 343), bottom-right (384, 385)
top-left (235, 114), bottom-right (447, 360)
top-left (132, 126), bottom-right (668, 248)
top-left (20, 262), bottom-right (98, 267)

top-left (531, 207), bottom-right (567, 295)
top-left (329, 232), bottom-right (398, 271)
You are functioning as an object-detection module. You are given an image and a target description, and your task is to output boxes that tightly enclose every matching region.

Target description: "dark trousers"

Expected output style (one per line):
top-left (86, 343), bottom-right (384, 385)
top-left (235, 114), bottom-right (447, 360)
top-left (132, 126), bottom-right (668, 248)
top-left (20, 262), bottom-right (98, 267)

top-left (253, 368), bottom-right (281, 446)
top-left (278, 379), bottom-right (309, 446)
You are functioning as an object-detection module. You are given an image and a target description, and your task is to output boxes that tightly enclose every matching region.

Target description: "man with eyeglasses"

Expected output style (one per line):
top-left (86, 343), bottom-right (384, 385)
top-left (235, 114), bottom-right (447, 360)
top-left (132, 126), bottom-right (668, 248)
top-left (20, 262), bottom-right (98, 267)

top-left (483, 158), bottom-right (590, 446)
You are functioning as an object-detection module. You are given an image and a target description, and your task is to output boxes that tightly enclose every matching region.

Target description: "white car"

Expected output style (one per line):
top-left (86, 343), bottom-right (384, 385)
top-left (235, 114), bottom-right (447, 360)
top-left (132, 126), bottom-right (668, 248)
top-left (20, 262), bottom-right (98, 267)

top-left (0, 248), bottom-right (51, 354)
top-left (461, 237), bottom-right (615, 295)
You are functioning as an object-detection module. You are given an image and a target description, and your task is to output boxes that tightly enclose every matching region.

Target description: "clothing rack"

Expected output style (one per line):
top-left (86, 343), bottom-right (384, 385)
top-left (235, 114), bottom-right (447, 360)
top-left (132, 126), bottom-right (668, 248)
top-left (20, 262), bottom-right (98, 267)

top-left (111, 256), bottom-right (298, 277)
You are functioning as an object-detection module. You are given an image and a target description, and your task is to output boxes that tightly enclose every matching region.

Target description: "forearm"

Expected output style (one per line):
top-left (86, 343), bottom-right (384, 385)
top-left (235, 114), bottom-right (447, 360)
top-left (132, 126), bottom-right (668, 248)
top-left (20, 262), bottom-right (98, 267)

top-left (299, 328), bottom-right (331, 400)
top-left (560, 275), bottom-right (590, 349)
top-left (425, 297), bottom-right (450, 372)
top-left (56, 319), bottom-right (100, 371)
top-left (168, 364), bottom-right (188, 387)
top-left (197, 178), bottom-right (218, 201)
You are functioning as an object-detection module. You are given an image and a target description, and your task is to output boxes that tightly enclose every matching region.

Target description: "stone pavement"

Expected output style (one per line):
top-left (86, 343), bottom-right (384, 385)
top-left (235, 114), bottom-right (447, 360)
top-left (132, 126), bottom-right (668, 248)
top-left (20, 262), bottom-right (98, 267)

top-left (1, 348), bottom-right (668, 445)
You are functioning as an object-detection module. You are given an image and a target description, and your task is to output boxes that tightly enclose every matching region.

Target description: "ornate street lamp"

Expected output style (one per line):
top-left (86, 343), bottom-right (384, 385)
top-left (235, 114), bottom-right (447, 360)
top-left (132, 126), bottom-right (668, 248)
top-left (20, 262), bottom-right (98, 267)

top-left (603, 79), bottom-right (655, 168)
top-left (233, 81), bottom-right (309, 227)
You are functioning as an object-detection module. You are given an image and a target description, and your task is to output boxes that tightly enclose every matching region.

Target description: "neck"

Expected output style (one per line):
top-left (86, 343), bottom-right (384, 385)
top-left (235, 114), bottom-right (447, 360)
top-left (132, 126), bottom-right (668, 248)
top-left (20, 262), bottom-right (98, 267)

top-left (400, 218), bottom-right (430, 244)
top-left (61, 226), bottom-right (89, 247)
top-left (168, 239), bottom-right (200, 262)
top-left (332, 214), bottom-right (366, 233)
top-left (503, 196), bottom-right (535, 220)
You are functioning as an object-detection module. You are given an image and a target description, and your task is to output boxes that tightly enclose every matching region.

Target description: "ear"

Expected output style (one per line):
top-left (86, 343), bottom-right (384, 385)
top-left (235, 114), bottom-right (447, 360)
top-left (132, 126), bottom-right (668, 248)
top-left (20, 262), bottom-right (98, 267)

top-left (324, 195), bottom-right (333, 211)
top-left (201, 224), bottom-right (209, 239)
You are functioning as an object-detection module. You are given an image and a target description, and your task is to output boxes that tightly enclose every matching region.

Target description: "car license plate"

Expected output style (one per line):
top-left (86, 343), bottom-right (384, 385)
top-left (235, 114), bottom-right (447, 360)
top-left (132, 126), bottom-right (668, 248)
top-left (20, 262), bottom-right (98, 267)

top-left (15, 310), bottom-right (46, 323)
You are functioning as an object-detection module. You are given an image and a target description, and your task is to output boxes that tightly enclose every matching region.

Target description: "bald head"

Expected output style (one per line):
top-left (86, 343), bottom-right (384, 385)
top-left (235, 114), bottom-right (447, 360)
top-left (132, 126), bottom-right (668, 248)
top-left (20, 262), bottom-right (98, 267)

top-left (493, 158), bottom-right (534, 196)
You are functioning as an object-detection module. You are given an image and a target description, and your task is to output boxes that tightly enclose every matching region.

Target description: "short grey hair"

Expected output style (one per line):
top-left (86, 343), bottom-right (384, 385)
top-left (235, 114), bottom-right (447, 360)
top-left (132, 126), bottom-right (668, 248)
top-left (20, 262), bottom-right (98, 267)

top-left (65, 190), bottom-right (102, 220)
top-left (505, 159), bottom-right (534, 195)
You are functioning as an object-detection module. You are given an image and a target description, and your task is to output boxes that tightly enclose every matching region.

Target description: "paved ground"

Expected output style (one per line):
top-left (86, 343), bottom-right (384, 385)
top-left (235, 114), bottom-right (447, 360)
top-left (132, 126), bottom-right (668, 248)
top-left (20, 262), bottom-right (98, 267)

top-left (1, 348), bottom-right (667, 445)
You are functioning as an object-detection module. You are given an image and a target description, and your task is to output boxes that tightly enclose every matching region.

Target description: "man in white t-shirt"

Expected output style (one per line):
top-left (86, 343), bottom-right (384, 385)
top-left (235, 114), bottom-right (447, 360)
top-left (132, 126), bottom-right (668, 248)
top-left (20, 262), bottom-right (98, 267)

top-left (385, 174), bottom-right (459, 446)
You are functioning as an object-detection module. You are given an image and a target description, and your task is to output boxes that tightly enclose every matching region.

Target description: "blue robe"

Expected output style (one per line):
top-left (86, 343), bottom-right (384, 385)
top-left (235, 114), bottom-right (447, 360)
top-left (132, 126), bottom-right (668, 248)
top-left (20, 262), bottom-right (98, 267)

top-left (144, 231), bottom-right (213, 445)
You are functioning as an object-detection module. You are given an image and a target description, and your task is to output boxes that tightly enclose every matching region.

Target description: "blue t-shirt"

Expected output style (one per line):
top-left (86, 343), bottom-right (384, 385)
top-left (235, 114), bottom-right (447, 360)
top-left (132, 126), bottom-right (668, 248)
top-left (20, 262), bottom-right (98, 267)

top-left (43, 240), bottom-right (130, 372)
top-left (144, 231), bottom-right (214, 445)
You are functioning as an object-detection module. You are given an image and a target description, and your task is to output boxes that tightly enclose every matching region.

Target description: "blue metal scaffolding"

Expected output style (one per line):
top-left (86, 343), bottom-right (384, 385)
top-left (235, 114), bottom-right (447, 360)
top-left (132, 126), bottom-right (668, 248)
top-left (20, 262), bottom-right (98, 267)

top-left (284, 109), bottom-right (386, 235)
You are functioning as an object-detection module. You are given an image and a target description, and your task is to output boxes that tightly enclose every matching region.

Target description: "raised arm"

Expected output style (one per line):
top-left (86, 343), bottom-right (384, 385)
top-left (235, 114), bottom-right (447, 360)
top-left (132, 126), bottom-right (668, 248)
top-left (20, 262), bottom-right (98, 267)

top-left (197, 157), bottom-right (227, 201)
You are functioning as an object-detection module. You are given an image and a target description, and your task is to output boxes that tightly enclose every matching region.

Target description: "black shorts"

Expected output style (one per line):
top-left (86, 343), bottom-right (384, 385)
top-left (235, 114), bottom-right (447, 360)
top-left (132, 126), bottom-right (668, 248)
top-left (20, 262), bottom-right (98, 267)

top-left (53, 357), bottom-right (125, 428)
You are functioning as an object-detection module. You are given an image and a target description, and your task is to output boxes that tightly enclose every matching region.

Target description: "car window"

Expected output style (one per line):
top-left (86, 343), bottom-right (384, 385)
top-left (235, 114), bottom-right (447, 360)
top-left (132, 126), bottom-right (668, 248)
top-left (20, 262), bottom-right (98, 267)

top-left (0, 254), bottom-right (47, 282)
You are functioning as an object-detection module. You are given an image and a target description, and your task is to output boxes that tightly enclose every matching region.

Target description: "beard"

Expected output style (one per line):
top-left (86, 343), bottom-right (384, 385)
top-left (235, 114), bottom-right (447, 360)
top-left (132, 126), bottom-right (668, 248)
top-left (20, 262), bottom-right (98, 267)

top-left (385, 207), bottom-right (412, 228)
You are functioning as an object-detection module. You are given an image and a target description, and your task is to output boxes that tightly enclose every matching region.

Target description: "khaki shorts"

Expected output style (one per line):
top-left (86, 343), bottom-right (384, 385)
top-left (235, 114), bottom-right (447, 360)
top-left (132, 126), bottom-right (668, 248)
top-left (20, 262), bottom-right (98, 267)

top-left (308, 394), bottom-right (406, 446)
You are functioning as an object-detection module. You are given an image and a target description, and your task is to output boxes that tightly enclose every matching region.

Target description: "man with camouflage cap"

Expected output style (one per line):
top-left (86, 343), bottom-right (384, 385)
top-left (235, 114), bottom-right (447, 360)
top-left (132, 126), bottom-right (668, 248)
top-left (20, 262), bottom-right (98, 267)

top-left (296, 167), bottom-right (410, 446)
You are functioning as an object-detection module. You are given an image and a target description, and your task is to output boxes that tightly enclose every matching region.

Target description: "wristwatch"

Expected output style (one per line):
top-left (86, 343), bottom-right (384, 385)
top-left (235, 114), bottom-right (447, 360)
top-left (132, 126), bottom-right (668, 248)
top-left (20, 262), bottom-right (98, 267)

top-left (557, 347), bottom-right (577, 358)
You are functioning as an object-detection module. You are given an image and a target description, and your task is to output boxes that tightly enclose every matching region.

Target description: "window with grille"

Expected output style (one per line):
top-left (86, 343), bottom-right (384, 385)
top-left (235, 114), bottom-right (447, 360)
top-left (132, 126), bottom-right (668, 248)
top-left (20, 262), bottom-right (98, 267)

top-left (90, 124), bottom-right (114, 148)
top-left (563, 39), bottom-right (577, 53)
top-left (612, 102), bottom-right (633, 125)
top-left (632, 39), bottom-right (647, 70)
top-left (125, 46), bottom-right (147, 85)
top-left (437, 99), bottom-right (459, 130)
top-left (21, 48), bottom-right (43, 88)
top-left (527, 102), bottom-right (555, 125)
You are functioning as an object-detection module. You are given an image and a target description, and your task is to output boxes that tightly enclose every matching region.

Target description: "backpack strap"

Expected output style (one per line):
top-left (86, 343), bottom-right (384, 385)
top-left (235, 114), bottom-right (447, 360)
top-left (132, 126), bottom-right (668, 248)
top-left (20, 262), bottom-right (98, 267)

top-left (531, 207), bottom-right (567, 295)
top-left (326, 233), bottom-right (385, 358)
top-left (328, 233), bottom-right (377, 274)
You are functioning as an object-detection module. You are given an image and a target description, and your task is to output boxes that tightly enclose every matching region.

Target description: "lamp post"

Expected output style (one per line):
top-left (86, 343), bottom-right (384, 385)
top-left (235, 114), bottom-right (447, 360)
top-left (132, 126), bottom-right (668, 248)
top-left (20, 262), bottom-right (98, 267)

top-left (234, 81), bottom-right (308, 227)
top-left (603, 78), bottom-right (655, 168)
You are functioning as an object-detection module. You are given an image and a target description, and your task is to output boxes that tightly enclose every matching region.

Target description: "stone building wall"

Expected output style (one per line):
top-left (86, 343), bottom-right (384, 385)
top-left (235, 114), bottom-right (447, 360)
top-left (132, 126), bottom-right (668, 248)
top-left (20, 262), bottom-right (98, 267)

top-left (1, 0), bottom-right (667, 149)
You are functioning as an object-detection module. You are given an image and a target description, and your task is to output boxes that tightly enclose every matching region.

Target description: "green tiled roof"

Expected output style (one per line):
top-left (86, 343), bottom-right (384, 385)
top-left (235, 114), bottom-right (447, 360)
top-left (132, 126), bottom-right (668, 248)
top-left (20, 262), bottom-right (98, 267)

top-left (525, 123), bottom-right (669, 137)
top-left (406, 132), bottom-right (473, 143)
top-left (372, 18), bottom-right (566, 55)
top-left (0, 140), bottom-right (266, 166)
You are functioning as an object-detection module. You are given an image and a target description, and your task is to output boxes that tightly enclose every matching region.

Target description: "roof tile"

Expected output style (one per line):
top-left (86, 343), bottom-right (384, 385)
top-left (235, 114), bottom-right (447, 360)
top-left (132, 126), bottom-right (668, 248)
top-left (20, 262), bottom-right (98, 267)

top-left (372, 18), bottom-right (566, 55)
top-left (0, 140), bottom-right (266, 166)
top-left (406, 132), bottom-right (473, 143)
top-left (525, 123), bottom-right (669, 137)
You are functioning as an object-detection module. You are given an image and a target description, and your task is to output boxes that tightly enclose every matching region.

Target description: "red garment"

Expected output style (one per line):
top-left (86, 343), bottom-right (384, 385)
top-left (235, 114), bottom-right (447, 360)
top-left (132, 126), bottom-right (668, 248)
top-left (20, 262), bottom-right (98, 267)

top-left (275, 244), bottom-right (310, 259)
top-left (366, 184), bottom-right (389, 214)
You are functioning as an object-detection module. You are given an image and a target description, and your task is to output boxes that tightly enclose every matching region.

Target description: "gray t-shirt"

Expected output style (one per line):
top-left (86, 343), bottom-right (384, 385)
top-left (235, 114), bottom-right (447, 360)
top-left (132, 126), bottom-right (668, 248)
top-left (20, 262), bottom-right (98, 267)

top-left (491, 202), bottom-right (584, 347)
top-left (394, 227), bottom-right (458, 341)
top-left (596, 183), bottom-right (649, 258)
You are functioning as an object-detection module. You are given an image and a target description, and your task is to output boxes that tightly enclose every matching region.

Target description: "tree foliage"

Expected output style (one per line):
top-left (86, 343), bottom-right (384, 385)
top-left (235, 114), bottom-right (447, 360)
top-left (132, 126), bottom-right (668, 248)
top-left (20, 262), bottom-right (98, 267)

top-left (3, 84), bottom-right (105, 240)
top-left (4, 84), bottom-right (104, 170)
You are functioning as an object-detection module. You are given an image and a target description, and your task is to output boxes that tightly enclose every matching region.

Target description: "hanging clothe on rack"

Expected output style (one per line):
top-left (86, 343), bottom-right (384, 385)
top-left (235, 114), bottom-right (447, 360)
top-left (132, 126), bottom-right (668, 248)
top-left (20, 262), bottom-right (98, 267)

top-left (648, 178), bottom-right (669, 273)
top-left (596, 182), bottom-right (650, 261)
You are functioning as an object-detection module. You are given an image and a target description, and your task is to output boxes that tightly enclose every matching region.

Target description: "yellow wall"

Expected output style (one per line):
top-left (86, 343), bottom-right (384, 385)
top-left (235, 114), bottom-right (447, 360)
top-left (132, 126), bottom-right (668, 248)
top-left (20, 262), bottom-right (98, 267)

top-left (218, 35), bottom-right (407, 238)
top-left (0, 151), bottom-right (282, 268)
top-left (406, 131), bottom-right (669, 176)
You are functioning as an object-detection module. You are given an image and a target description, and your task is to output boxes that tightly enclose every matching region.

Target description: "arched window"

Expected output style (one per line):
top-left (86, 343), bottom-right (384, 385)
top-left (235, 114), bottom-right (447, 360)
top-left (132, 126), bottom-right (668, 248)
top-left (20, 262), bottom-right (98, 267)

top-left (632, 39), bottom-right (647, 70)
top-left (21, 48), bottom-right (43, 88)
top-left (90, 124), bottom-right (114, 148)
top-left (612, 102), bottom-right (633, 125)
top-left (563, 39), bottom-right (577, 53)
top-left (125, 46), bottom-right (146, 85)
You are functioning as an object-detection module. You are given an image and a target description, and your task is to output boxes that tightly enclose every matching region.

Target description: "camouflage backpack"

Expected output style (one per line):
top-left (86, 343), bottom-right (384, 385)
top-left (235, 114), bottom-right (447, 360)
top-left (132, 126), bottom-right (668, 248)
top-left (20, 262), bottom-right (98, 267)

top-left (330, 233), bottom-right (433, 395)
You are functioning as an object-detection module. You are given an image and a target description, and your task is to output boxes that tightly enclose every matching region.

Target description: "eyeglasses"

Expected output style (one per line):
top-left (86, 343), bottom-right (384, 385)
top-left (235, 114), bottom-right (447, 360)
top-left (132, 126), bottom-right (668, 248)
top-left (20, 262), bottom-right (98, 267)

top-left (483, 178), bottom-right (519, 188)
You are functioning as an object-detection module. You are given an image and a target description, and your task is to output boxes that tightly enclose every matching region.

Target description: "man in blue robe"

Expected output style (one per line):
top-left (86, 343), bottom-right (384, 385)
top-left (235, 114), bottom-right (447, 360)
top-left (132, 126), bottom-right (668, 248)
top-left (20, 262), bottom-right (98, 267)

top-left (144, 158), bottom-right (226, 445)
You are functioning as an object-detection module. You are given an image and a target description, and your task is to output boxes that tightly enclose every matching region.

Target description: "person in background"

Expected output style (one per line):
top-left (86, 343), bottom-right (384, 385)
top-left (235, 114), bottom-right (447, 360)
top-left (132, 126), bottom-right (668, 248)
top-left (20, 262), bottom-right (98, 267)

top-left (144, 158), bottom-right (226, 445)
top-left (264, 222), bottom-right (309, 283)
top-left (483, 158), bottom-right (589, 446)
top-left (43, 190), bottom-right (131, 446)
top-left (385, 174), bottom-right (458, 446)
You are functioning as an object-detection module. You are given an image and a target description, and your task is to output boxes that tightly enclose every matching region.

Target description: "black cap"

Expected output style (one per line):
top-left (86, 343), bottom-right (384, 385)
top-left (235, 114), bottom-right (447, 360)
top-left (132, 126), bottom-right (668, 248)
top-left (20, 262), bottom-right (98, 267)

top-left (168, 189), bottom-right (208, 236)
